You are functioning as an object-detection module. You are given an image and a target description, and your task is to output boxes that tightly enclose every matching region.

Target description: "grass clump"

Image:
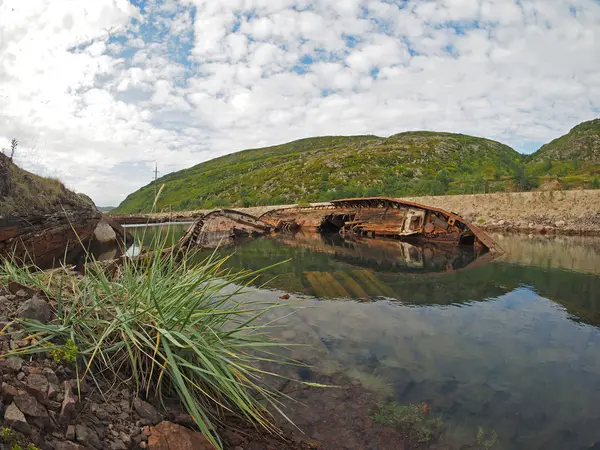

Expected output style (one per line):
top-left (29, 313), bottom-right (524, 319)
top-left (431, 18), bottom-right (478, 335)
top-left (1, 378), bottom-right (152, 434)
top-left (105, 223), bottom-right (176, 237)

top-left (0, 240), bottom-right (294, 450)
top-left (372, 402), bottom-right (444, 443)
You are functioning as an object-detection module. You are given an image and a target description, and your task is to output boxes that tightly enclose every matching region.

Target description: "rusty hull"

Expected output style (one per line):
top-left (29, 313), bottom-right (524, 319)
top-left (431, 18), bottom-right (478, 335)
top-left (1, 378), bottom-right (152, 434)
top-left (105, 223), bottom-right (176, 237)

top-left (260, 197), bottom-right (498, 252)
top-left (178, 209), bottom-right (271, 249)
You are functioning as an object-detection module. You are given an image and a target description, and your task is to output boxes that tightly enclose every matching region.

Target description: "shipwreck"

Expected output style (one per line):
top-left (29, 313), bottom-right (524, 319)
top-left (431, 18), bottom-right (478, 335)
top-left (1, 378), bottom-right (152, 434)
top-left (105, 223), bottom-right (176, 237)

top-left (175, 197), bottom-right (498, 253)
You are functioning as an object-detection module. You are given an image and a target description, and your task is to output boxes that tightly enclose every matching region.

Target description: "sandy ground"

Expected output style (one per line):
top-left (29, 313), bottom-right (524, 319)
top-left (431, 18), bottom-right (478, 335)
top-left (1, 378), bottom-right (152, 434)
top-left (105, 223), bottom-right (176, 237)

top-left (115, 190), bottom-right (600, 235)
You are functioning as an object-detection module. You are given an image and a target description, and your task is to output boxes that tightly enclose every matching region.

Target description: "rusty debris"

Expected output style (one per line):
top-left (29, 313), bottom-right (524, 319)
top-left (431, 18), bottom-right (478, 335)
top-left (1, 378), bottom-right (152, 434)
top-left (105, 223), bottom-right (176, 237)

top-left (178, 209), bottom-right (271, 249)
top-left (176, 197), bottom-right (499, 253)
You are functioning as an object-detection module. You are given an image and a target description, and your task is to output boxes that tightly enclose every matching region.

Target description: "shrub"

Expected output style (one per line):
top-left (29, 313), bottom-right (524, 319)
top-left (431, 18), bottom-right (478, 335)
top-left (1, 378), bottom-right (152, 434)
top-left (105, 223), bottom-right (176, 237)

top-left (0, 240), bottom-right (293, 450)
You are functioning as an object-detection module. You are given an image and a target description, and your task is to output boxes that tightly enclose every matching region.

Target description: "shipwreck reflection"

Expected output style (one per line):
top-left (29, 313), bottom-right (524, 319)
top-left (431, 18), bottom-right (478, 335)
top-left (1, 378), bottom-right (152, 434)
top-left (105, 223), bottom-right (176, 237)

top-left (209, 231), bottom-right (496, 301)
top-left (271, 232), bottom-right (490, 274)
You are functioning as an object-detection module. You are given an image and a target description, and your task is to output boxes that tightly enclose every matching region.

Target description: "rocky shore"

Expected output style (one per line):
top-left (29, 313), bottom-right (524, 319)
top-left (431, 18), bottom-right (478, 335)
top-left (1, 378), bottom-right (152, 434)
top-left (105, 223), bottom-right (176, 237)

top-left (0, 283), bottom-right (323, 450)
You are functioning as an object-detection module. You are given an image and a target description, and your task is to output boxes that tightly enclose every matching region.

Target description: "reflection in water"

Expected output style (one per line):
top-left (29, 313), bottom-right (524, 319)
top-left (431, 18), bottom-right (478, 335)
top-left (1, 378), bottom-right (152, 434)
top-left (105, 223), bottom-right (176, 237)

top-left (202, 231), bottom-right (600, 450)
top-left (74, 226), bottom-right (600, 450)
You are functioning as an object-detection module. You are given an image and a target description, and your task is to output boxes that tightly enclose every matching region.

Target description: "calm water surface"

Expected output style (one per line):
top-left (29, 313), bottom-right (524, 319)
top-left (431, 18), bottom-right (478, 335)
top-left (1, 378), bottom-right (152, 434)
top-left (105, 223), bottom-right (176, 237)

top-left (127, 225), bottom-right (600, 450)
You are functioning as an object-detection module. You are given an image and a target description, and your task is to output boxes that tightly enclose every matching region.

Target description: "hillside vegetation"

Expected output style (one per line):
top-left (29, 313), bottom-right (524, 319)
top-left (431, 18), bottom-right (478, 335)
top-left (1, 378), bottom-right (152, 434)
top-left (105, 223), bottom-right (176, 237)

top-left (0, 152), bottom-right (94, 217)
top-left (526, 119), bottom-right (600, 188)
top-left (113, 120), bottom-right (600, 214)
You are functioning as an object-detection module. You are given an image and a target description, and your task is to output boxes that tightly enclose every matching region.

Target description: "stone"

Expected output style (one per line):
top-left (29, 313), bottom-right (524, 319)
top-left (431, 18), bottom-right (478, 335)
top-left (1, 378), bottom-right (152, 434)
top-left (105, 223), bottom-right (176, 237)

top-left (4, 402), bottom-right (30, 433)
top-left (147, 421), bottom-right (213, 450)
top-left (279, 293), bottom-right (290, 299)
top-left (53, 442), bottom-right (91, 450)
top-left (555, 220), bottom-right (566, 227)
top-left (111, 439), bottom-right (127, 450)
top-left (59, 382), bottom-right (77, 425)
top-left (76, 424), bottom-right (96, 442)
top-left (2, 381), bottom-right (19, 403)
top-left (140, 442), bottom-right (147, 449)
top-left (43, 367), bottom-right (60, 385)
top-left (26, 373), bottom-right (49, 405)
top-left (16, 296), bottom-right (54, 324)
top-left (17, 371), bottom-right (26, 381)
top-left (16, 289), bottom-right (28, 298)
top-left (48, 382), bottom-right (61, 400)
top-left (65, 424), bottom-right (76, 440)
top-left (1, 356), bottom-right (23, 372)
top-left (14, 391), bottom-right (48, 418)
top-left (133, 397), bottom-right (161, 424)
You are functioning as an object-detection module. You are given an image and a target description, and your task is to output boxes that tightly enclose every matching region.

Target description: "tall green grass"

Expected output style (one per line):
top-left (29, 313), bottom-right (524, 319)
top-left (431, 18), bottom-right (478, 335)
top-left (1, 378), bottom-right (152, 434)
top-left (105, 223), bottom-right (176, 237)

top-left (0, 231), bottom-right (297, 449)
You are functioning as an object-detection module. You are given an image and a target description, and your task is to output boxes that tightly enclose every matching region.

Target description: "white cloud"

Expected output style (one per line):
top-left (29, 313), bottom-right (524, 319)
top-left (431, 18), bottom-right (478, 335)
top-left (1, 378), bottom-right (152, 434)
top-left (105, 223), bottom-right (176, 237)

top-left (0, 0), bottom-right (599, 206)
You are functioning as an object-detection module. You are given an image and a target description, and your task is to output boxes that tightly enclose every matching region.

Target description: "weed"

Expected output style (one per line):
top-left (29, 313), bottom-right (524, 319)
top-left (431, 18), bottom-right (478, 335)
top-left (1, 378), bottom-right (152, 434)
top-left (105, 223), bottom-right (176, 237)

top-left (11, 444), bottom-right (22, 450)
top-left (372, 402), bottom-right (444, 443)
top-left (26, 444), bottom-right (39, 450)
top-left (1, 427), bottom-right (14, 441)
top-left (49, 339), bottom-right (78, 365)
top-left (477, 426), bottom-right (498, 450)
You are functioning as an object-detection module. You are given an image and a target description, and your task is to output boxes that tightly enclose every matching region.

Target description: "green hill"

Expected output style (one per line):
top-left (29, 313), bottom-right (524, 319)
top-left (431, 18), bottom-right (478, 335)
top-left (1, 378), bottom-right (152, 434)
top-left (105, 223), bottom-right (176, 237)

top-left (0, 152), bottom-right (94, 217)
top-left (113, 132), bottom-right (524, 213)
top-left (527, 119), bottom-right (600, 187)
top-left (113, 121), bottom-right (600, 214)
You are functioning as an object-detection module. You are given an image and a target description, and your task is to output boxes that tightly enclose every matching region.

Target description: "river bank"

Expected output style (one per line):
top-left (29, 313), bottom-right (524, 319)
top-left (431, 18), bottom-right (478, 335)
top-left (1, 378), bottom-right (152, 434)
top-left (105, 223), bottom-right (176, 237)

top-left (111, 190), bottom-right (600, 236)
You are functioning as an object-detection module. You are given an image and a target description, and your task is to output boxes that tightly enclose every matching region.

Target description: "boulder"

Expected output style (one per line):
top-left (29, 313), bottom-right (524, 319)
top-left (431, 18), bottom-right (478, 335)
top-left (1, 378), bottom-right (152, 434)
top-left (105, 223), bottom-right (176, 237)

top-left (16, 295), bottom-right (54, 324)
top-left (93, 220), bottom-right (117, 244)
top-left (147, 421), bottom-right (213, 450)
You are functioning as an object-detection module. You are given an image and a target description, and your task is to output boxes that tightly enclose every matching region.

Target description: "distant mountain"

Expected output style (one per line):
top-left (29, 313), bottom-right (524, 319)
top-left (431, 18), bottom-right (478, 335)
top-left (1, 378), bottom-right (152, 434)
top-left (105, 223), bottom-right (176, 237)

top-left (97, 206), bottom-right (115, 213)
top-left (112, 132), bottom-right (523, 214)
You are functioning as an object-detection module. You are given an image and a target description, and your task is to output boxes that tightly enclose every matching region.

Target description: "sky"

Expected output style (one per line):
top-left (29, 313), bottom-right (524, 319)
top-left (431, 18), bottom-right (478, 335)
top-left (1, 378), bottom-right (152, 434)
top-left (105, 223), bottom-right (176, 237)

top-left (0, 0), bottom-right (599, 206)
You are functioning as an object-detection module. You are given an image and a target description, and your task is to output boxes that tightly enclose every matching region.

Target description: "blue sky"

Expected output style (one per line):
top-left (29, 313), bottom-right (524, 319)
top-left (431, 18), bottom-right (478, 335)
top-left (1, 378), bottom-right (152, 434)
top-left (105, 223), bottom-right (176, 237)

top-left (0, 0), bottom-right (599, 205)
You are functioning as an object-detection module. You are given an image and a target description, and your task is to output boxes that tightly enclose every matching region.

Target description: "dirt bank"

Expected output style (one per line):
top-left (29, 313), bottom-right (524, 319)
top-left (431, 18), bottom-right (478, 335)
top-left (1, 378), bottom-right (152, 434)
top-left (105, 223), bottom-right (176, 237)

top-left (402, 190), bottom-right (600, 235)
top-left (111, 190), bottom-right (600, 236)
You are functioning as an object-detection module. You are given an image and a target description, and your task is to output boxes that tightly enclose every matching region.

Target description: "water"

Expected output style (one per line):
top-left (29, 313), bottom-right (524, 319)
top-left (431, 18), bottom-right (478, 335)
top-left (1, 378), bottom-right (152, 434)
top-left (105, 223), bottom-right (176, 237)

top-left (122, 225), bottom-right (600, 449)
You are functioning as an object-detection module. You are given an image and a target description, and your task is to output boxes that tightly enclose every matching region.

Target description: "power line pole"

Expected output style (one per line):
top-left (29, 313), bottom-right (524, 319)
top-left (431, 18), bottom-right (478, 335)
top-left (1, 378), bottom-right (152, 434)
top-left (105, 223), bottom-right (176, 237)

top-left (153, 162), bottom-right (159, 200)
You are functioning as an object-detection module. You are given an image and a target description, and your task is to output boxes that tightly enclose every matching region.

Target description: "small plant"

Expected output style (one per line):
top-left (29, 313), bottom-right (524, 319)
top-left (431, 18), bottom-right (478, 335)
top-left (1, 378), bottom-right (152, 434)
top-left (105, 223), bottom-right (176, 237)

top-left (49, 339), bottom-right (78, 365)
top-left (477, 426), bottom-right (498, 450)
top-left (592, 177), bottom-right (600, 189)
top-left (1, 427), bottom-right (15, 441)
top-left (26, 444), bottom-right (39, 450)
top-left (11, 444), bottom-right (22, 450)
top-left (10, 139), bottom-right (17, 160)
top-left (372, 402), bottom-right (444, 443)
